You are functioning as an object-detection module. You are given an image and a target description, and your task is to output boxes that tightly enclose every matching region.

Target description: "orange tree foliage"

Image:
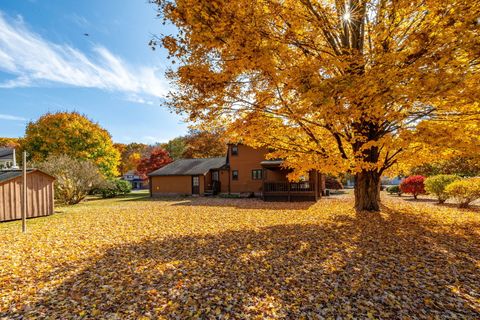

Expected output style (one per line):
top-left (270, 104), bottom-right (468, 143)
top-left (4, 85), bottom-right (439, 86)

top-left (114, 142), bottom-right (152, 175)
top-left (0, 137), bottom-right (22, 149)
top-left (152, 0), bottom-right (480, 211)
top-left (182, 129), bottom-right (227, 158)
top-left (136, 147), bottom-right (173, 179)
top-left (23, 112), bottom-right (120, 177)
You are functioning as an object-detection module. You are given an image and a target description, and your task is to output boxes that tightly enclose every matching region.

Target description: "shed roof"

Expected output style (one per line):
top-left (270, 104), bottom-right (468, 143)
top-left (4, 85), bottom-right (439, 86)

top-left (0, 148), bottom-right (14, 160)
top-left (0, 169), bottom-right (55, 184)
top-left (148, 157), bottom-right (227, 176)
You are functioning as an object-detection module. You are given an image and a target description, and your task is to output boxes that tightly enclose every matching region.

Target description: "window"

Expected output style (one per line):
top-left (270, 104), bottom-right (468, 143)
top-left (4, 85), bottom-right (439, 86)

top-left (251, 169), bottom-right (263, 180)
top-left (232, 170), bottom-right (239, 180)
top-left (192, 176), bottom-right (200, 186)
top-left (231, 145), bottom-right (238, 156)
top-left (212, 171), bottom-right (219, 181)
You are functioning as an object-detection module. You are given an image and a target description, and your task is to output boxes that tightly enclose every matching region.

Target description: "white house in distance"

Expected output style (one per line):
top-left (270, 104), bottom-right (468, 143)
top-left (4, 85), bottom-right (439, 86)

top-left (122, 170), bottom-right (146, 189)
top-left (0, 148), bottom-right (18, 170)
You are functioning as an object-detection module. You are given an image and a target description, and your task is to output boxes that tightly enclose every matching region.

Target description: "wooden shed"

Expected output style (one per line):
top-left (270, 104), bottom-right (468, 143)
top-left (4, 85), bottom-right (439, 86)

top-left (0, 169), bottom-right (55, 222)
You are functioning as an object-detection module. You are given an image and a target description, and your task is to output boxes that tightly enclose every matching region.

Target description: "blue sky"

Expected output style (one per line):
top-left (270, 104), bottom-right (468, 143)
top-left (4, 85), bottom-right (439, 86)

top-left (0, 0), bottom-right (188, 144)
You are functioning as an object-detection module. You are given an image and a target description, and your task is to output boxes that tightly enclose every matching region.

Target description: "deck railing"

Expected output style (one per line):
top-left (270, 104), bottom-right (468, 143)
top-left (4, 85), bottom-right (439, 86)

top-left (263, 181), bottom-right (315, 193)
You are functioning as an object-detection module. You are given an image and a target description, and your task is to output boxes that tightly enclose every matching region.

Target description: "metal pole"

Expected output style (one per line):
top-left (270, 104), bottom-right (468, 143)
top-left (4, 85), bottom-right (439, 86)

top-left (22, 151), bottom-right (27, 233)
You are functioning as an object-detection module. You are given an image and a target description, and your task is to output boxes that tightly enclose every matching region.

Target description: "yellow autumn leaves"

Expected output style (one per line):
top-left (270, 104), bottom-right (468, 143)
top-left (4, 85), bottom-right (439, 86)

top-left (1, 193), bottom-right (479, 318)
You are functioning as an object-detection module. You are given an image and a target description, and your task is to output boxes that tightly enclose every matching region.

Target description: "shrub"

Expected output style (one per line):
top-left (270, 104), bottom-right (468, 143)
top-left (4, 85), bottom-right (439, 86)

top-left (98, 179), bottom-right (132, 199)
top-left (424, 174), bottom-right (460, 203)
top-left (116, 179), bottom-right (132, 195)
top-left (325, 176), bottom-right (343, 190)
top-left (445, 177), bottom-right (480, 208)
top-left (400, 175), bottom-right (426, 199)
top-left (36, 155), bottom-right (105, 205)
top-left (386, 185), bottom-right (402, 196)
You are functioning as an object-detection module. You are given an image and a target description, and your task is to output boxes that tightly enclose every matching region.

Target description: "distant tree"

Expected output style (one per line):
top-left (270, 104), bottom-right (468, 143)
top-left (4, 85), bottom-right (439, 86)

top-left (386, 185), bottom-right (402, 196)
top-left (36, 155), bottom-right (105, 205)
top-left (182, 129), bottom-right (227, 158)
top-left (115, 142), bottom-right (152, 175)
top-left (0, 137), bottom-right (21, 149)
top-left (113, 143), bottom-right (127, 172)
top-left (411, 156), bottom-right (480, 178)
top-left (159, 136), bottom-right (187, 160)
top-left (23, 112), bottom-right (120, 177)
top-left (136, 147), bottom-right (173, 179)
top-left (400, 176), bottom-right (426, 200)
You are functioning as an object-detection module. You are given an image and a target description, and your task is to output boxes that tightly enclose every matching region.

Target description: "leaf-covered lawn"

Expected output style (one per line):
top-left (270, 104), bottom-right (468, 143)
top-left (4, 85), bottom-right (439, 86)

top-left (1, 192), bottom-right (479, 319)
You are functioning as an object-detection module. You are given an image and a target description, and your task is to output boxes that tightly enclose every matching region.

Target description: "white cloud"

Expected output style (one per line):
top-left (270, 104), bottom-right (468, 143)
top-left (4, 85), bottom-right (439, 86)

top-left (0, 114), bottom-right (27, 121)
top-left (0, 76), bottom-right (32, 88)
top-left (125, 93), bottom-right (156, 105)
top-left (142, 136), bottom-right (164, 143)
top-left (0, 12), bottom-right (169, 98)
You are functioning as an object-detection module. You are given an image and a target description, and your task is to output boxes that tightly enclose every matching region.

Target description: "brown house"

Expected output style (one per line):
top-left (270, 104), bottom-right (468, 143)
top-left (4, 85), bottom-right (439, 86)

top-left (0, 169), bottom-right (55, 222)
top-left (149, 144), bottom-right (325, 201)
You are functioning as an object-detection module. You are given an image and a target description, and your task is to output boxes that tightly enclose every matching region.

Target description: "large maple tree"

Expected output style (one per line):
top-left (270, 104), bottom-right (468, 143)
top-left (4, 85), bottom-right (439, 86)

top-left (152, 0), bottom-right (480, 211)
top-left (23, 112), bottom-right (121, 177)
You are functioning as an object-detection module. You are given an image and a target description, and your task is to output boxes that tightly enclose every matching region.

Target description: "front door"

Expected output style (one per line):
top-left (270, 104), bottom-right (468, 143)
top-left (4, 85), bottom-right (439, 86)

top-left (192, 176), bottom-right (200, 194)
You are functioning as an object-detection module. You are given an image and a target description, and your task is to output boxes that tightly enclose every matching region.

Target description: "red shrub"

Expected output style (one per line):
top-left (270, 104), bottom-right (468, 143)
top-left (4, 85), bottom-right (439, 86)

top-left (400, 175), bottom-right (426, 199)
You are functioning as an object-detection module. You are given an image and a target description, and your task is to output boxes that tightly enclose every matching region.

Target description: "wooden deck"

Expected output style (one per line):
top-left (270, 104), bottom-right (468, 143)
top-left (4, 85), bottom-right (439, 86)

top-left (263, 181), bottom-right (317, 201)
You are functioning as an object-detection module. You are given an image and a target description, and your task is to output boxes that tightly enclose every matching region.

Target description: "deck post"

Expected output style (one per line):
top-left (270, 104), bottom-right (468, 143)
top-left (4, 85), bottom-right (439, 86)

top-left (288, 182), bottom-right (291, 202)
top-left (262, 168), bottom-right (266, 200)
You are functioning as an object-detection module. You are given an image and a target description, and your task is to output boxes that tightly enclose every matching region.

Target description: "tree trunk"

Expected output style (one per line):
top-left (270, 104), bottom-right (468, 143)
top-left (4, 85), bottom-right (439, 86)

top-left (354, 170), bottom-right (381, 211)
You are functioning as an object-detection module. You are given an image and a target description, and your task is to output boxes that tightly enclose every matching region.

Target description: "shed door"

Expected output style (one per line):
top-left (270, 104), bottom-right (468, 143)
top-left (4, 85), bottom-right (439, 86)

top-left (192, 176), bottom-right (200, 194)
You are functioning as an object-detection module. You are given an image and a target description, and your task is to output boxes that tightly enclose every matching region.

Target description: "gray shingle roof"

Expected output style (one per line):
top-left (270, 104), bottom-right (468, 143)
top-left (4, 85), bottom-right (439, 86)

top-left (0, 169), bottom-right (55, 184)
top-left (0, 148), bottom-right (14, 160)
top-left (0, 169), bottom-right (36, 184)
top-left (0, 170), bottom-right (22, 183)
top-left (148, 157), bottom-right (227, 176)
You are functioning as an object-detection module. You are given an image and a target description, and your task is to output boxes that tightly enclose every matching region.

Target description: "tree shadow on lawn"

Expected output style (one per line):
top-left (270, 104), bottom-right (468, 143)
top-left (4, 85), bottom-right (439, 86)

top-left (6, 206), bottom-right (480, 319)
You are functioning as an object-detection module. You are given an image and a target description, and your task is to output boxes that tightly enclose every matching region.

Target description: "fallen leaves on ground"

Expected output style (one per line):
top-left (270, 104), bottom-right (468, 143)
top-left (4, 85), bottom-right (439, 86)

top-left (0, 192), bottom-right (479, 319)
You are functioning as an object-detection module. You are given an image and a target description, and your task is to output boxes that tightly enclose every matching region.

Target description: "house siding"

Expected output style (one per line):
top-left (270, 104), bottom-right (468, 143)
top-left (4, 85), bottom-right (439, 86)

top-left (265, 168), bottom-right (289, 182)
top-left (219, 169), bottom-right (229, 193)
top-left (228, 144), bottom-right (268, 194)
top-left (151, 176), bottom-right (192, 195)
top-left (199, 175), bottom-right (205, 195)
